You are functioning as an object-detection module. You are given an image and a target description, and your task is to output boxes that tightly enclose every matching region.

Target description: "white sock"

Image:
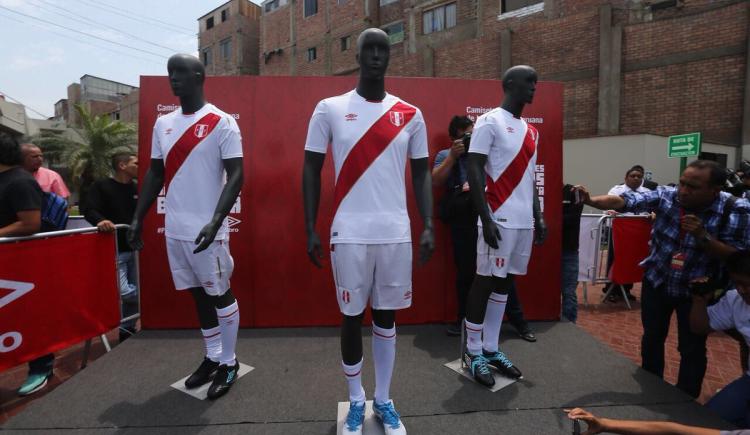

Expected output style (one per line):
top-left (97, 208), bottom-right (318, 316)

top-left (372, 323), bottom-right (396, 405)
top-left (482, 292), bottom-right (508, 353)
top-left (342, 359), bottom-right (366, 404)
top-left (201, 326), bottom-right (222, 362)
top-left (216, 301), bottom-right (239, 366)
top-left (465, 319), bottom-right (483, 355)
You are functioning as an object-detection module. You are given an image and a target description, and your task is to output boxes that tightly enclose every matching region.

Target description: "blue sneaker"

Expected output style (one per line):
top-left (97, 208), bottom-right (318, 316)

top-left (18, 371), bottom-right (51, 396)
top-left (483, 349), bottom-right (523, 380)
top-left (462, 351), bottom-right (495, 387)
top-left (373, 400), bottom-right (406, 435)
top-left (343, 401), bottom-right (365, 434)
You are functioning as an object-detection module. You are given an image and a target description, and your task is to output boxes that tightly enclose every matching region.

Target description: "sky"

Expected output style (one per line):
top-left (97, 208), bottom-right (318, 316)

top-left (0, 0), bottom-right (261, 119)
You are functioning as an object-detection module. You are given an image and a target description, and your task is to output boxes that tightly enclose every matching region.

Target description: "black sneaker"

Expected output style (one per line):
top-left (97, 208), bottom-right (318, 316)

top-left (483, 349), bottom-right (523, 380)
top-left (445, 322), bottom-right (461, 337)
top-left (207, 361), bottom-right (239, 400)
top-left (184, 357), bottom-right (220, 389)
top-left (462, 352), bottom-right (495, 387)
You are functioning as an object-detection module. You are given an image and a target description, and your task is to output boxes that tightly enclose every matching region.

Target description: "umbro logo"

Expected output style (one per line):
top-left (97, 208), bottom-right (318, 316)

top-left (227, 216), bottom-right (241, 227)
top-left (204, 281), bottom-right (214, 287)
top-left (165, 128), bottom-right (173, 135)
top-left (403, 290), bottom-right (412, 300)
top-left (345, 113), bottom-right (358, 121)
top-left (506, 126), bottom-right (515, 133)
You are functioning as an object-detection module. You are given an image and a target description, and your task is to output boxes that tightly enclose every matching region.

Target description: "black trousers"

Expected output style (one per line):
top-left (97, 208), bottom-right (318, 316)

top-left (640, 279), bottom-right (707, 398)
top-left (449, 221), bottom-right (527, 328)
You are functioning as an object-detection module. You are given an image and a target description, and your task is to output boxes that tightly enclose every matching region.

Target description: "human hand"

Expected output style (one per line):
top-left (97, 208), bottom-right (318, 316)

top-left (565, 408), bottom-right (603, 435)
top-left (571, 185), bottom-right (591, 205)
top-left (193, 221), bottom-right (220, 253)
top-left (449, 139), bottom-right (466, 160)
top-left (681, 214), bottom-right (706, 238)
top-left (307, 231), bottom-right (324, 268)
top-left (126, 221), bottom-right (143, 251)
top-left (418, 227), bottom-right (435, 265)
top-left (534, 218), bottom-right (547, 245)
top-left (482, 220), bottom-right (501, 249)
top-left (97, 219), bottom-right (116, 233)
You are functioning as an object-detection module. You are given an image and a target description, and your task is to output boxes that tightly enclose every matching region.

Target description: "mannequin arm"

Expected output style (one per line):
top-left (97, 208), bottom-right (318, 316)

top-left (127, 158), bottom-right (165, 250)
top-left (303, 151), bottom-right (325, 267)
top-left (467, 152), bottom-right (500, 248)
top-left (410, 157), bottom-right (434, 264)
top-left (193, 157), bottom-right (244, 253)
top-left (533, 188), bottom-right (547, 244)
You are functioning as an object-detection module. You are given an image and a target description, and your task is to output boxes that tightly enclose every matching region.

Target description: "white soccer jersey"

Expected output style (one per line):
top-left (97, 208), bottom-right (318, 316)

top-left (469, 107), bottom-right (538, 229)
top-left (304, 90), bottom-right (429, 244)
top-left (151, 103), bottom-right (243, 241)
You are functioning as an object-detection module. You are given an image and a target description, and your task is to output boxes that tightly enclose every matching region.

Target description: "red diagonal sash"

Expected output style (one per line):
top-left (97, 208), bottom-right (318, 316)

top-left (164, 112), bottom-right (222, 193)
top-left (333, 101), bottom-right (416, 212)
top-left (485, 125), bottom-right (537, 212)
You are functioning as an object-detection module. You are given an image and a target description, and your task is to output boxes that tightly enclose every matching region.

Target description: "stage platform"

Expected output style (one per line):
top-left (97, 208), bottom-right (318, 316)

top-left (2, 322), bottom-right (734, 434)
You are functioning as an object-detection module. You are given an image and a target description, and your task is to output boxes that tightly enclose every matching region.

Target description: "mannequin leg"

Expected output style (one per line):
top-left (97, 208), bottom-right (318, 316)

top-left (371, 309), bottom-right (396, 405)
top-left (341, 313), bottom-right (366, 405)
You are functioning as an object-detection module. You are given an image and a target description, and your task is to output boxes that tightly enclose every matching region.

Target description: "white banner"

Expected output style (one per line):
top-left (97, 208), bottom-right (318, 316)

top-left (578, 214), bottom-right (605, 282)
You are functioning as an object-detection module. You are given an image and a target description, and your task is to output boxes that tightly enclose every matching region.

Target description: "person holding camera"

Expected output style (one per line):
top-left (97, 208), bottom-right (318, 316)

top-left (574, 160), bottom-right (750, 398)
top-left (690, 251), bottom-right (750, 428)
top-left (433, 116), bottom-right (535, 341)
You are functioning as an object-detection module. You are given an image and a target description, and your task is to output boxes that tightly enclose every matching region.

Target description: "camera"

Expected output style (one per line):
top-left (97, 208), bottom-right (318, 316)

top-left (724, 160), bottom-right (750, 197)
top-left (462, 132), bottom-right (471, 152)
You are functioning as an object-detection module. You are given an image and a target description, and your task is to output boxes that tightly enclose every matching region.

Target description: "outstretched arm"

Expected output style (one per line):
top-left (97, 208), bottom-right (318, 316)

top-left (566, 408), bottom-right (720, 435)
top-left (573, 185), bottom-right (627, 211)
top-left (303, 151), bottom-right (325, 268)
top-left (127, 158), bottom-right (165, 250)
top-left (193, 157), bottom-right (244, 253)
top-left (467, 152), bottom-right (500, 249)
top-left (410, 157), bottom-right (434, 264)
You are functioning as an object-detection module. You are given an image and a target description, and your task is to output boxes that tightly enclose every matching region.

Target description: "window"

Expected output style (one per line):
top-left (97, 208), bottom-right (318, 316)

top-left (264, 0), bottom-right (288, 13)
top-left (221, 9), bottom-right (228, 22)
top-left (340, 36), bottom-right (351, 51)
top-left (379, 0), bottom-right (398, 5)
top-left (501, 0), bottom-right (541, 13)
top-left (304, 0), bottom-right (317, 17)
top-left (202, 47), bottom-right (212, 66)
top-left (307, 47), bottom-right (317, 62)
top-left (381, 22), bottom-right (404, 45)
top-left (206, 16), bottom-right (214, 29)
top-left (220, 38), bottom-right (232, 61)
top-left (423, 3), bottom-right (456, 34)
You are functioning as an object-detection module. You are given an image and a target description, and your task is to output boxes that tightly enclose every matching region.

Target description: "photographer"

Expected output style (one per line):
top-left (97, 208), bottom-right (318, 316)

top-left (433, 116), bottom-right (535, 341)
top-left (574, 160), bottom-right (750, 398)
top-left (690, 251), bottom-right (750, 427)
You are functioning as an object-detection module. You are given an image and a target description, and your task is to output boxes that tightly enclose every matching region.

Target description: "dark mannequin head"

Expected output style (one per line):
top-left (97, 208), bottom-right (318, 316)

top-left (624, 167), bottom-right (644, 190)
top-left (502, 65), bottom-right (537, 105)
top-left (356, 28), bottom-right (390, 82)
top-left (678, 160), bottom-right (725, 210)
top-left (167, 54), bottom-right (205, 101)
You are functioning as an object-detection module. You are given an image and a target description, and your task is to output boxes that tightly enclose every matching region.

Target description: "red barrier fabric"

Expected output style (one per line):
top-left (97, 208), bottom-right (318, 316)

top-left (0, 233), bottom-right (120, 371)
top-left (611, 219), bottom-right (653, 284)
top-left (138, 76), bottom-right (564, 328)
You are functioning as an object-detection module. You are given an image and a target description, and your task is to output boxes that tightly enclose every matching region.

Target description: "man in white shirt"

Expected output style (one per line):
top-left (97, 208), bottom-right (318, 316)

top-left (690, 250), bottom-right (750, 427)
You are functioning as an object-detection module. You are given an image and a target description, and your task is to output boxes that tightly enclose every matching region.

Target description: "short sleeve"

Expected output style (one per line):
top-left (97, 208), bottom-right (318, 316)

top-left (408, 109), bottom-right (428, 159)
top-left (468, 114), bottom-right (493, 156)
top-left (304, 100), bottom-right (331, 154)
top-left (9, 178), bottom-right (42, 213)
top-left (434, 149), bottom-right (449, 169)
top-left (51, 173), bottom-right (70, 198)
top-left (219, 116), bottom-right (243, 159)
top-left (719, 200), bottom-right (750, 251)
top-left (150, 120), bottom-right (163, 160)
top-left (708, 290), bottom-right (739, 331)
top-left (608, 185), bottom-right (623, 196)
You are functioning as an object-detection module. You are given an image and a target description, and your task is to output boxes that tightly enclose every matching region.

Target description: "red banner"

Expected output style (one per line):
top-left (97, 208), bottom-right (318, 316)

top-left (611, 218), bottom-right (653, 284)
top-left (0, 233), bottom-right (120, 371)
top-left (138, 76), bottom-right (564, 327)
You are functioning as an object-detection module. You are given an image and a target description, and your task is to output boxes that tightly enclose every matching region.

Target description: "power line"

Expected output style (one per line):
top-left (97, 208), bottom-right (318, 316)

top-left (0, 5), bottom-right (168, 59)
top-left (76, 0), bottom-right (196, 36)
top-left (32, 0), bottom-right (182, 54)
top-left (0, 11), bottom-right (163, 65)
top-left (0, 90), bottom-right (52, 119)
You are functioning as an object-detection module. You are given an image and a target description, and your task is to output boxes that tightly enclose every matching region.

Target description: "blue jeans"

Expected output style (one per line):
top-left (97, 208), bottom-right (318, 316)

top-left (117, 252), bottom-right (138, 331)
top-left (561, 250), bottom-right (579, 323)
top-left (707, 374), bottom-right (750, 427)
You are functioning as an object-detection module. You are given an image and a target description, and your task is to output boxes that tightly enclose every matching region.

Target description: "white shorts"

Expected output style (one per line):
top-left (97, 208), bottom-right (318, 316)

top-left (476, 225), bottom-right (533, 278)
top-left (166, 238), bottom-right (234, 296)
top-left (330, 243), bottom-right (412, 316)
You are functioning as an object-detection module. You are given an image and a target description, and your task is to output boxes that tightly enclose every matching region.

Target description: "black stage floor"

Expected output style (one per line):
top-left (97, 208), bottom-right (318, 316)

top-left (2, 322), bottom-right (734, 434)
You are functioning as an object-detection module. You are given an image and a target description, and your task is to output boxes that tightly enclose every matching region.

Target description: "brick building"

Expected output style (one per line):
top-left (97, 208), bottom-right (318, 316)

top-left (62, 75), bottom-right (138, 127)
top-left (259, 0), bottom-right (750, 160)
top-left (198, 0), bottom-right (262, 76)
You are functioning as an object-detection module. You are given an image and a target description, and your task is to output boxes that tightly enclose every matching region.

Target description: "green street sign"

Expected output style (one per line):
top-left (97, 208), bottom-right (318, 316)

top-left (668, 132), bottom-right (701, 158)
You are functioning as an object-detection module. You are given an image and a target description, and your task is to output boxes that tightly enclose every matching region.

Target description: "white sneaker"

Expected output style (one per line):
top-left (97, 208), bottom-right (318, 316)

top-left (373, 400), bottom-right (406, 435)
top-left (343, 401), bottom-right (365, 434)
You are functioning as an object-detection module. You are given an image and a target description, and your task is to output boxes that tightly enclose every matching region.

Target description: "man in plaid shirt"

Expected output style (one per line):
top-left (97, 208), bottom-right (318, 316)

top-left (575, 160), bottom-right (750, 398)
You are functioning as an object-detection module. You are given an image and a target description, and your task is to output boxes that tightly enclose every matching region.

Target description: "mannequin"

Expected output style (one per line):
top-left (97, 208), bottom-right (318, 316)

top-left (128, 53), bottom-right (244, 400)
top-left (302, 28), bottom-right (433, 435)
top-left (462, 65), bottom-right (547, 387)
